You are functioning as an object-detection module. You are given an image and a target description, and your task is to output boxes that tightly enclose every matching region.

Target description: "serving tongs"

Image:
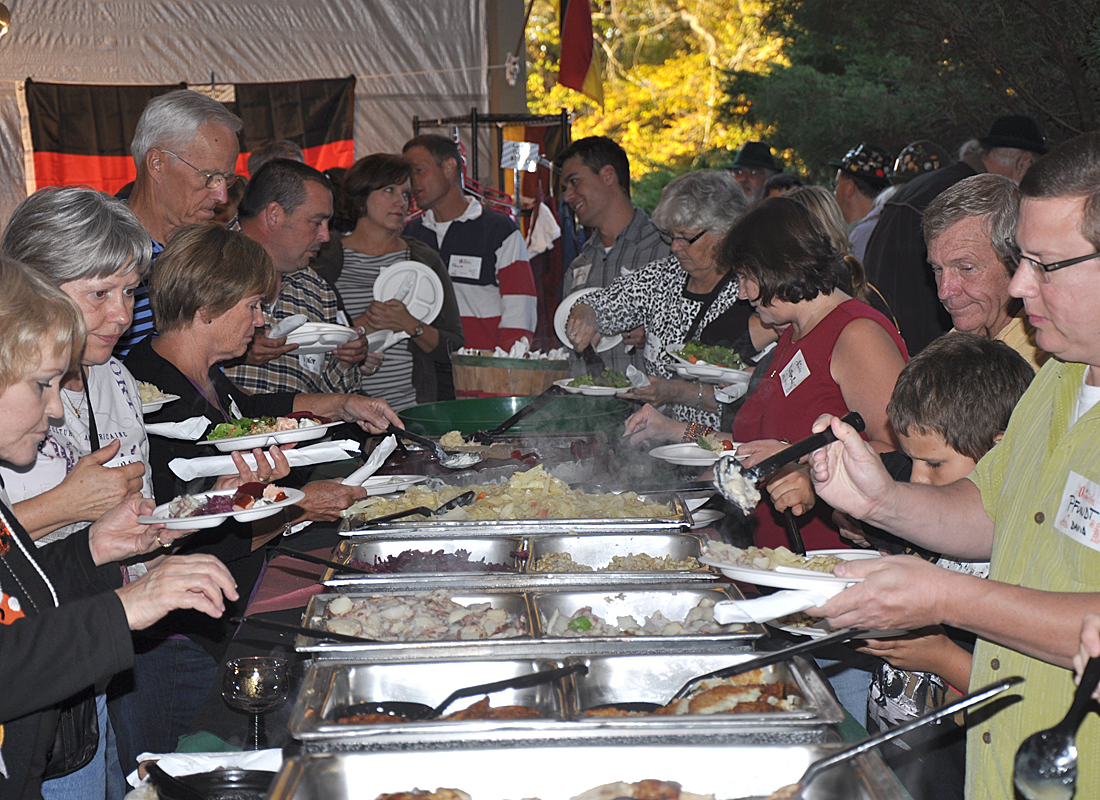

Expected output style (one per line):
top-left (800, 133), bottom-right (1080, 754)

top-left (739, 676), bottom-right (1023, 800)
top-left (386, 424), bottom-right (483, 469)
top-left (270, 545), bottom-right (372, 575)
top-left (470, 384), bottom-right (565, 444)
top-left (668, 626), bottom-right (868, 701)
top-left (361, 489), bottom-right (477, 526)
top-left (367, 662), bottom-right (590, 721)
top-left (714, 411), bottom-right (865, 514)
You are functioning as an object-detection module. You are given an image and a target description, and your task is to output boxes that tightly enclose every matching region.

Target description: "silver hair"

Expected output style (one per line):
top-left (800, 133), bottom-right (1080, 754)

top-left (131, 89), bottom-right (243, 169)
top-left (922, 174), bottom-right (1020, 272)
top-left (651, 169), bottom-right (748, 236)
top-left (1, 186), bottom-right (154, 283)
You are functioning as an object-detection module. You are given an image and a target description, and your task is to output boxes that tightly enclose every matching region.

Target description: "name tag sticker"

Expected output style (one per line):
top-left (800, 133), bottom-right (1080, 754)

top-left (1054, 470), bottom-right (1100, 551)
top-left (299, 353), bottom-right (323, 375)
top-left (448, 254), bottom-right (482, 280)
top-left (571, 262), bottom-right (592, 289)
top-left (335, 310), bottom-right (351, 327)
top-left (779, 349), bottom-right (811, 397)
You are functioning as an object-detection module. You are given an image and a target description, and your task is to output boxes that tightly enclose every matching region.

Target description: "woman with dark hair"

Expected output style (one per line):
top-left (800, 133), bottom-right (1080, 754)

top-left (314, 153), bottom-right (464, 407)
top-left (728, 197), bottom-right (907, 551)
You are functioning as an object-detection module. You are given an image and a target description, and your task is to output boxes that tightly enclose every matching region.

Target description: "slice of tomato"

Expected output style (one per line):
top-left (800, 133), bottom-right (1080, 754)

top-left (721, 440), bottom-right (735, 451)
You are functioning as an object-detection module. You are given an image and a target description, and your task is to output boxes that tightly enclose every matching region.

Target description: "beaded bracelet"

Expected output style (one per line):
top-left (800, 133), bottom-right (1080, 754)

top-left (682, 421), bottom-right (714, 442)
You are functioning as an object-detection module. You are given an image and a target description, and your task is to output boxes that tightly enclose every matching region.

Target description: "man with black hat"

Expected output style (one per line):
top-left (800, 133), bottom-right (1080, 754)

top-left (832, 143), bottom-right (893, 262)
top-left (862, 114), bottom-right (1047, 355)
top-left (728, 141), bottom-right (780, 205)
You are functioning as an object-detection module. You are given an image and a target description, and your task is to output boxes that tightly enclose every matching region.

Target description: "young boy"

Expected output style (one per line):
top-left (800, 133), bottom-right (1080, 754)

top-left (857, 332), bottom-right (1035, 800)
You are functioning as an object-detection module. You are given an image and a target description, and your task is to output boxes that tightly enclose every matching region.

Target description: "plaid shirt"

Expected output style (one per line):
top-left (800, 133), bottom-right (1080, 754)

top-left (224, 267), bottom-right (361, 395)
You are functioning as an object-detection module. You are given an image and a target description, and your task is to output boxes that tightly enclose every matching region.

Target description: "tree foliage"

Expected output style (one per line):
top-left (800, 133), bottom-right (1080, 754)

top-left (724, 0), bottom-right (1100, 180)
top-left (526, 0), bottom-right (782, 204)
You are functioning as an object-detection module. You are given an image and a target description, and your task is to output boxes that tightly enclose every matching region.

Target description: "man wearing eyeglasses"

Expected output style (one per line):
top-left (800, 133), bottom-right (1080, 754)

top-left (804, 131), bottom-right (1100, 800)
top-left (726, 141), bottom-right (780, 205)
top-left (114, 89), bottom-right (243, 358)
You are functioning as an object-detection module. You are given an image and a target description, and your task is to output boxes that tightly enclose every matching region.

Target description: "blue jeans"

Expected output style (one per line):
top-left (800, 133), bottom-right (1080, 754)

top-left (816, 650), bottom-right (880, 728)
top-left (106, 637), bottom-right (218, 777)
top-left (41, 692), bottom-right (126, 800)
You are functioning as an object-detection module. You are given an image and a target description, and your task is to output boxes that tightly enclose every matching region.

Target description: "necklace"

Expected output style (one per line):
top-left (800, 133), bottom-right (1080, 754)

top-left (63, 389), bottom-right (85, 420)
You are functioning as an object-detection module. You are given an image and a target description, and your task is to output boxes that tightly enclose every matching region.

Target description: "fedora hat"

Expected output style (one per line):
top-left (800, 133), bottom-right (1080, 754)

top-left (731, 141), bottom-right (779, 171)
top-left (979, 115), bottom-right (1047, 155)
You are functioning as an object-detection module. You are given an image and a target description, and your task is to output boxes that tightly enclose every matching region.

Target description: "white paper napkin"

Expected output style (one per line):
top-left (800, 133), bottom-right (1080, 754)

top-left (714, 382), bottom-right (748, 404)
top-left (127, 749), bottom-right (282, 789)
top-left (625, 364), bottom-right (650, 388)
top-left (168, 439), bottom-right (360, 480)
top-left (342, 435), bottom-right (397, 485)
top-left (144, 416), bottom-right (212, 441)
top-left (712, 586), bottom-right (846, 624)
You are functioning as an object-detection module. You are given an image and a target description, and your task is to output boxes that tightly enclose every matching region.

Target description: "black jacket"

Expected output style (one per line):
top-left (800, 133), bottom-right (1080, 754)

top-left (0, 507), bottom-right (130, 800)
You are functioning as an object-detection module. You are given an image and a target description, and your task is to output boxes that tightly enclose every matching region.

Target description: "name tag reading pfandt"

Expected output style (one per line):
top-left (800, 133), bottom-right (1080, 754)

top-left (779, 349), bottom-right (810, 397)
top-left (1054, 470), bottom-right (1100, 551)
top-left (448, 254), bottom-right (482, 281)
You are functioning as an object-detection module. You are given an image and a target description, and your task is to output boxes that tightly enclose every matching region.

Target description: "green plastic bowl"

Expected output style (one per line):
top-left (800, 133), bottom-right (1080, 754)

top-left (400, 395), bottom-right (633, 437)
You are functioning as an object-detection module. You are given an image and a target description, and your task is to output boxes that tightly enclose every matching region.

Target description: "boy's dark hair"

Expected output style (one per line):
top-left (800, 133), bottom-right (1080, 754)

top-left (888, 332), bottom-right (1034, 461)
top-left (553, 136), bottom-right (631, 195)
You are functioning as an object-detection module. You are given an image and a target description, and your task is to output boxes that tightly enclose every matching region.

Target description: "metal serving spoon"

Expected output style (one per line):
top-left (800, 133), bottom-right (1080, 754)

top-left (1014, 657), bottom-right (1100, 800)
top-left (714, 411), bottom-right (865, 513)
top-left (387, 424), bottom-right (483, 469)
top-left (362, 489), bottom-right (476, 526)
top-left (469, 384), bottom-right (565, 444)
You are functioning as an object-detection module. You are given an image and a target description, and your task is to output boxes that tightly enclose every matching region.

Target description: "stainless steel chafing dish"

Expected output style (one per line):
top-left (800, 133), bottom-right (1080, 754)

top-left (288, 653), bottom-right (842, 749)
top-left (320, 533), bottom-right (720, 592)
top-left (338, 492), bottom-right (692, 536)
top-left (299, 586), bottom-right (763, 661)
top-left (267, 744), bottom-right (908, 800)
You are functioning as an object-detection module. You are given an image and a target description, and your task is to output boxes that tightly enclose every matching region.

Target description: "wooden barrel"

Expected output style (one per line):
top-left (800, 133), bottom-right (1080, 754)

top-left (451, 352), bottom-right (569, 398)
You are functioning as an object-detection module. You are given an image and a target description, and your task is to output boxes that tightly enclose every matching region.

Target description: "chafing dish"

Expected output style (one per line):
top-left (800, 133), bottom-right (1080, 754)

top-left (288, 653), bottom-right (842, 748)
top-left (300, 587), bottom-right (763, 661)
top-left (268, 743), bottom-right (907, 800)
top-left (321, 533), bottom-right (720, 592)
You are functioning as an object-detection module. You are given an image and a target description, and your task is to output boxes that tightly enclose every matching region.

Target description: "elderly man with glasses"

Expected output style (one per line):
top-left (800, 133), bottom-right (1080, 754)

top-left (726, 141), bottom-right (781, 206)
top-left (115, 89), bottom-right (243, 357)
top-left (804, 131), bottom-right (1100, 800)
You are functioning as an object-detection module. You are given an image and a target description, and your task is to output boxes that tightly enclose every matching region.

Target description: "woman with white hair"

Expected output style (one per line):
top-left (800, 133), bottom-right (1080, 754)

top-left (566, 169), bottom-right (773, 428)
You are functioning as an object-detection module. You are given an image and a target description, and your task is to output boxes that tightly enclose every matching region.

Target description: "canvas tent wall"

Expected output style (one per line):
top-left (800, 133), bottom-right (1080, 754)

top-left (0, 0), bottom-right (500, 225)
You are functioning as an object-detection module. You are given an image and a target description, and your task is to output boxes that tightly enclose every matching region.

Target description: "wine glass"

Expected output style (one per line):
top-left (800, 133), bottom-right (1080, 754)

top-left (221, 656), bottom-right (289, 750)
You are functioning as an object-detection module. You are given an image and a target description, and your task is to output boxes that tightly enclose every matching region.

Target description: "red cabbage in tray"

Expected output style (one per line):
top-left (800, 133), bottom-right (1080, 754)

top-left (347, 548), bottom-right (514, 573)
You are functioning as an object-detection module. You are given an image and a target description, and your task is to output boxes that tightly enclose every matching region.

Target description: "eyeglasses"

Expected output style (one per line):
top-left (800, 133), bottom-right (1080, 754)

top-left (658, 229), bottom-right (708, 247)
top-left (1005, 238), bottom-right (1100, 283)
top-left (160, 148), bottom-right (238, 190)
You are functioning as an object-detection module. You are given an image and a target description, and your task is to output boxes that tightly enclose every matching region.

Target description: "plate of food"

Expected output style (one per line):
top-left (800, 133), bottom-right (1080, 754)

top-left (554, 287), bottom-right (623, 353)
top-left (666, 342), bottom-right (752, 386)
top-left (700, 542), bottom-right (882, 591)
top-left (555, 371), bottom-right (630, 397)
top-left (359, 474), bottom-right (430, 496)
top-left (199, 413), bottom-right (340, 451)
top-left (649, 437), bottom-right (740, 466)
top-left (373, 260), bottom-right (444, 324)
top-left (139, 484), bottom-right (306, 529)
top-left (284, 322), bottom-right (359, 355)
top-left (138, 382), bottom-right (179, 414)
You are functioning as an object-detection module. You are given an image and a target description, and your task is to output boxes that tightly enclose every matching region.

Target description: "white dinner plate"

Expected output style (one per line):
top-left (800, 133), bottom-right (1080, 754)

top-left (284, 322), bottom-right (359, 355)
top-left (141, 394), bottom-right (180, 414)
top-left (691, 509), bottom-right (724, 529)
top-left (359, 474), bottom-right (429, 496)
top-left (373, 260), bottom-right (444, 324)
top-left (553, 377), bottom-right (626, 397)
top-left (649, 442), bottom-right (742, 466)
top-left (666, 344), bottom-right (752, 385)
top-left (365, 329), bottom-right (403, 353)
top-left (699, 548), bottom-right (882, 591)
top-left (199, 420), bottom-right (343, 452)
top-left (138, 487), bottom-right (305, 529)
top-left (553, 288), bottom-right (623, 353)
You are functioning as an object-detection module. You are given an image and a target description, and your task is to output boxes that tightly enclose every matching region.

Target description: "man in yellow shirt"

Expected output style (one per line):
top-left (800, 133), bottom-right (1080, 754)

top-left (806, 131), bottom-right (1100, 799)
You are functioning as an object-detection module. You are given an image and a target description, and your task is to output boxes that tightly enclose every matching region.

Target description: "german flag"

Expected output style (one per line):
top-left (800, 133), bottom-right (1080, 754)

top-left (557, 0), bottom-right (604, 107)
top-left (21, 76), bottom-right (356, 194)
